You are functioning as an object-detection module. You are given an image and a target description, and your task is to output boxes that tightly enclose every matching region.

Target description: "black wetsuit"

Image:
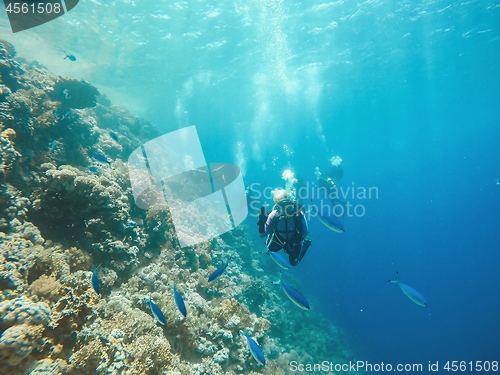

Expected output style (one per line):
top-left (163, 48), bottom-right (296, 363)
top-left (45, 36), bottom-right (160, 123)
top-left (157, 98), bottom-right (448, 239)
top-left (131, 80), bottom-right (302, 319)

top-left (264, 206), bottom-right (309, 266)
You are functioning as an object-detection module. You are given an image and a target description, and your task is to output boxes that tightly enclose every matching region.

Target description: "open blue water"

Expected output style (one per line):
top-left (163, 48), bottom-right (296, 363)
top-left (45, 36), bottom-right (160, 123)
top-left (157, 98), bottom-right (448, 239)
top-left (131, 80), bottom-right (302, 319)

top-left (1, 0), bottom-right (499, 372)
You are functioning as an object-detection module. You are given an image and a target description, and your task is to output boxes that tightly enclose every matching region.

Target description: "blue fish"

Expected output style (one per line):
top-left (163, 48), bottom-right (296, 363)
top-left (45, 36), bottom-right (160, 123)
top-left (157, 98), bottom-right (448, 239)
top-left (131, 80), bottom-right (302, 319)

top-left (109, 131), bottom-right (119, 142)
top-left (148, 297), bottom-right (167, 325)
top-left (49, 140), bottom-right (57, 153)
top-left (272, 280), bottom-right (310, 310)
top-left (311, 205), bottom-right (345, 233)
top-left (170, 285), bottom-right (187, 318)
top-left (91, 268), bottom-right (100, 295)
top-left (267, 251), bottom-right (291, 270)
top-left (93, 153), bottom-right (111, 164)
top-left (389, 272), bottom-right (427, 307)
top-left (88, 166), bottom-right (99, 173)
top-left (208, 260), bottom-right (229, 282)
top-left (54, 109), bottom-right (70, 120)
top-left (240, 331), bottom-right (265, 366)
top-left (124, 220), bottom-right (137, 229)
top-left (64, 51), bottom-right (76, 61)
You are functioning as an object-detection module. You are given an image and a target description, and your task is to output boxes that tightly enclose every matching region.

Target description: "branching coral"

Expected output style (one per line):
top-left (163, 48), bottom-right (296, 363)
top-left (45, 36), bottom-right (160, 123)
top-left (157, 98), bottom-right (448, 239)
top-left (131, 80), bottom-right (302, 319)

top-left (68, 293), bottom-right (175, 374)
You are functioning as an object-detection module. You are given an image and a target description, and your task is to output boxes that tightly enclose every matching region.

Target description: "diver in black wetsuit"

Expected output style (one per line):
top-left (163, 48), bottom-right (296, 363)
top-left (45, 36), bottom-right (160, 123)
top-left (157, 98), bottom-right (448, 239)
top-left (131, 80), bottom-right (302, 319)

top-left (257, 189), bottom-right (312, 266)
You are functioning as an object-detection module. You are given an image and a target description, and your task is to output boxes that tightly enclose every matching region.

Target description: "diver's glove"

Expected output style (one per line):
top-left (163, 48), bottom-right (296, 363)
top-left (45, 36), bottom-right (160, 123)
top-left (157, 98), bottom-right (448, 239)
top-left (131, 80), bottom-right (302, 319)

top-left (257, 206), bottom-right (268, 234)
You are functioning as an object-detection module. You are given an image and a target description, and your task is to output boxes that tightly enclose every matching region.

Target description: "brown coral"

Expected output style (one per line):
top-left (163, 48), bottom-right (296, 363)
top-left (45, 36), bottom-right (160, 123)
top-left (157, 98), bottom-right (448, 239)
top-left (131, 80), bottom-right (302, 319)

top-left (0, 324), bottom-right (45, 367)
top-left (29, 274), bottom-right (62, 300)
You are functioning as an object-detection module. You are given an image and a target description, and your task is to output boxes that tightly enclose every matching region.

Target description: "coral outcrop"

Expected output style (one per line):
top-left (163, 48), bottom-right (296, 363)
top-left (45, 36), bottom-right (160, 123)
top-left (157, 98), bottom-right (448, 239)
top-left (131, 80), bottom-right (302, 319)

top-left (0, 38), bottom-right (354, 374)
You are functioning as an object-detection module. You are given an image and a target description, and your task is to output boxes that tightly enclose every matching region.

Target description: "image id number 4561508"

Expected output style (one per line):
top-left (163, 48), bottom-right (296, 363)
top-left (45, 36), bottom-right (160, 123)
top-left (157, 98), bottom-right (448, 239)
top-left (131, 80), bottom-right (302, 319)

top-left (5, 2), bottom-right (62, 14)
top-left (442, 361), bottom-right (498, 372)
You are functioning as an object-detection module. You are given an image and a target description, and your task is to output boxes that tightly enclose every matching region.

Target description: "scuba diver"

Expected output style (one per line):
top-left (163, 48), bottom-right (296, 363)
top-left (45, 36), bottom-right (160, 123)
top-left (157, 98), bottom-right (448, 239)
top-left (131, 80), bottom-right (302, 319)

top-left (315, 156), bottom-right (346, 215)
top-left (316, 155), bottom-right (343, 189)
top-left (257, 189), bottom-right (312, 266)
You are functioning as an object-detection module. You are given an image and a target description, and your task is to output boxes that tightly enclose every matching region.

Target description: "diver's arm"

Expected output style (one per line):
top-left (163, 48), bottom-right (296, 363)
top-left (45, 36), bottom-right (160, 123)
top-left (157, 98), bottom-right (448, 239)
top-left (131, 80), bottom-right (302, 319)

top-left (262, 210), bottom-right (277, 237)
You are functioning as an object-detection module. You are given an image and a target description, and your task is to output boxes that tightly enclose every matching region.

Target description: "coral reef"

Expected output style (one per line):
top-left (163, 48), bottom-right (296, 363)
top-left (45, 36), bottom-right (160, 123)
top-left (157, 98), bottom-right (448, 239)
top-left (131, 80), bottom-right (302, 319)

top-left (49, 79), bottom-right (100, 110)
top-left (0, 39), bottom-right (354, 374)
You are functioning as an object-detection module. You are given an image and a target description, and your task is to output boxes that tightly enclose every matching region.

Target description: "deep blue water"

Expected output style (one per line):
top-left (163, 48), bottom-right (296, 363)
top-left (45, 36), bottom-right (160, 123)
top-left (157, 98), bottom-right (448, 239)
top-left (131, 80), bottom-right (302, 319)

top-left (1, 0), bottom-right (499, 372)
